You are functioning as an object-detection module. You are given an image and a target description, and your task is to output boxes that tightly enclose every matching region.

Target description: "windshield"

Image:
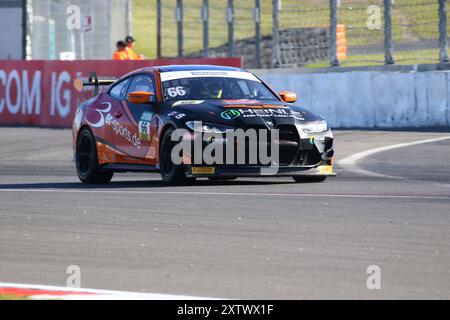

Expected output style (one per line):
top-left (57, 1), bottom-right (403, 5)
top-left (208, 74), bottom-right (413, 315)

top-left (161, 71), bottom-right (279, 101)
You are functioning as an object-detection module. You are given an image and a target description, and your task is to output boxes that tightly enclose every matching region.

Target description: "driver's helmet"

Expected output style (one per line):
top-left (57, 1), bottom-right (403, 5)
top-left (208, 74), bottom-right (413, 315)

top-left (203, 79), bottom-right (223, 99)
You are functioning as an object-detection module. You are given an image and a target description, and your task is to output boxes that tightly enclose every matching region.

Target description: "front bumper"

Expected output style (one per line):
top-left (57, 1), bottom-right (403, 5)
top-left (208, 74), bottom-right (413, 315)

top-left (181, 126), bottom-right (335, 178)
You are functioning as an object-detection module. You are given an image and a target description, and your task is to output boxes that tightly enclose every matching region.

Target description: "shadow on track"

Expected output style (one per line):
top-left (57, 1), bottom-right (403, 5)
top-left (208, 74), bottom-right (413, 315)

top-left (0, 179), bottom-right (298, 190)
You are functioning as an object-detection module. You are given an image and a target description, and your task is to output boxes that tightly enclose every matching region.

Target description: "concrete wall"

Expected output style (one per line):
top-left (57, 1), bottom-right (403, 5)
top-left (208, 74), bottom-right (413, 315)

top-left (0, 1), bottom-right (23, 60)
top-left (256, 69), bottom-right (450, 128)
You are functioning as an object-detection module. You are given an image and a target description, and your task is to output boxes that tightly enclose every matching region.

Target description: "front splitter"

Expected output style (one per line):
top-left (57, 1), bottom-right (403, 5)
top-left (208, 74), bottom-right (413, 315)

top-left (187, 165), bottom-right (336, 178)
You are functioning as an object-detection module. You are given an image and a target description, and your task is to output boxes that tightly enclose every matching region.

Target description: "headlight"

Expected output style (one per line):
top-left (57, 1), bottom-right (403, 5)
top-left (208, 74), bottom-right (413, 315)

top-left (186, 121), bottom-right (232, 134)
top-left (300, 120), bottom-right (329, 134)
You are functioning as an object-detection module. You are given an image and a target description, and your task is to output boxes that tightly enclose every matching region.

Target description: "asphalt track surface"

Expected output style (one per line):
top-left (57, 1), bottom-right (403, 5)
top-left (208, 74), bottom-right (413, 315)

top-left (0, 128), bottom-right (449, 299)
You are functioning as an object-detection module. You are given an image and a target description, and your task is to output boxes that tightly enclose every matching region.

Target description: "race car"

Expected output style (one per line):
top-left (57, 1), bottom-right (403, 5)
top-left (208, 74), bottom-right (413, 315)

top-left (73, 65), bottom-right (335, 185)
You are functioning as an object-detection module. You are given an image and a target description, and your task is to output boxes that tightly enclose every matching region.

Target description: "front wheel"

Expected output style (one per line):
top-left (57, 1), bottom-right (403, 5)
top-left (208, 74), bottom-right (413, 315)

top-left (293, 176), bottom-right (327, 183)
top-left (159, 127), bottom-right (190, 185)
top-left (76, 128), bottom-right (113, 184)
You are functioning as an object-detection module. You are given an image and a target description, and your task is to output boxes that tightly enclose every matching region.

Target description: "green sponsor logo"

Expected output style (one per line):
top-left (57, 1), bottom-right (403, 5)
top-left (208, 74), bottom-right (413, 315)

top-left (221, 109), bottom-right (241, 120)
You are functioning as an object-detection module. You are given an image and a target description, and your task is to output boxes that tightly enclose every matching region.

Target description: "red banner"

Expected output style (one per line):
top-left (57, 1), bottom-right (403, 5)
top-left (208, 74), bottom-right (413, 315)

top-left (0, 58), bottom-right (242, 128)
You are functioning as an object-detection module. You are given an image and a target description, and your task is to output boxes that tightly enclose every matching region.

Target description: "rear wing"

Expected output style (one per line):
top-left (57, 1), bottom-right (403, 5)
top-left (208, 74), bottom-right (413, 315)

top-left (74, 72), bottom-right (116, 97)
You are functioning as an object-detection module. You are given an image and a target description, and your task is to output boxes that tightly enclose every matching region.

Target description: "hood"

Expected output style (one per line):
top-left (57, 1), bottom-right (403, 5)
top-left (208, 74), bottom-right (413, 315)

top-left (169, 99), bottom-right (322, 128)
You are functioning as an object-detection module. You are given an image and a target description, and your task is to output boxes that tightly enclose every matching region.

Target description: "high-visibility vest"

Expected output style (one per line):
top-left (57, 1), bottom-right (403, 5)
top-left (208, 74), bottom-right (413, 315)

top-left (126, 47), bottom-right (143, 60)
top-left (112, 50), bottom-right (130, 60)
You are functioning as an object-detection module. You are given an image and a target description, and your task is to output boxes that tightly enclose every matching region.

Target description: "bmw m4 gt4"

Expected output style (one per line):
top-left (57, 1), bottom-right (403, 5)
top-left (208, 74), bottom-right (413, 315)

top-left (73, 65), bottom-right (335, 185)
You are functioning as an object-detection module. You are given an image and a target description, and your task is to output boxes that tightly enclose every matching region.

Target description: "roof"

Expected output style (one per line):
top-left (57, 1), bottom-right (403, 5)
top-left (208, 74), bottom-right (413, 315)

top-left (157, 65), bottom-right (245, 73)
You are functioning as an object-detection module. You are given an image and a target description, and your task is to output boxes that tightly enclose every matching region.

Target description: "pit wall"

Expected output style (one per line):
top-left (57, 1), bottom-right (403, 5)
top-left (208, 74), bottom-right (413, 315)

top-left (256, 69), bottom-right (450, 128)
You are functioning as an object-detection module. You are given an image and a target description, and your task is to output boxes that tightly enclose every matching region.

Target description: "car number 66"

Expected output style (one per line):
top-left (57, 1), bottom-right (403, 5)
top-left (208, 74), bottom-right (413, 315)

top-left (167, 86), bottom-right (186, 98)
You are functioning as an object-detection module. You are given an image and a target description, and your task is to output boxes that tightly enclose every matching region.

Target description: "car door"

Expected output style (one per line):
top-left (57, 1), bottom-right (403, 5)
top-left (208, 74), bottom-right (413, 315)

top-left (112, 73), bottom-right (157, 164)
top-left (83, 77), bottom-right (130, 165)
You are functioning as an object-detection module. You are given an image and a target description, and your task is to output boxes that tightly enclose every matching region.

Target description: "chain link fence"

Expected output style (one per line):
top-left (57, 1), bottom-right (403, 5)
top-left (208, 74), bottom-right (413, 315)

top-left (339, 0), bottom-right (385, 65)
top-left (22, 0), bottom-right (450, 67)
top-left (157, 0), bottom-right (450, 68)
top-left (275, 0), bottom-right (330, 67)
top-left (26, 0), bottom-right (131, 60)
top-left (392, 0), bottom-right (441, 64)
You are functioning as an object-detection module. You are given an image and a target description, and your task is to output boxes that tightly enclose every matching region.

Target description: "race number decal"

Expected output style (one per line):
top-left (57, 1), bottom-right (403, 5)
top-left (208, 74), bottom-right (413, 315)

top-left (138, 112), bottom-right (153, 141)
top-left (167, 86), bottom-right (187, 98)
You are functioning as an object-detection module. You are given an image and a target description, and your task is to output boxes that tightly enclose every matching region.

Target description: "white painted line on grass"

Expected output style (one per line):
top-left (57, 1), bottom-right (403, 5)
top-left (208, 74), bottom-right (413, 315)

top-left (338, 136), bottom-right (450, 178)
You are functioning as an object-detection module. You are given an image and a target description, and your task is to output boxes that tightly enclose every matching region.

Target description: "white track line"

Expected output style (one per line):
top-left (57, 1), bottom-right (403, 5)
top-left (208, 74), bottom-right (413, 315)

top-left (0, 188), bottom-right (448, 200)
top-left (0, 282), bottom-right (218, 300)
top-left (338, 136), bottom-right (450, 178)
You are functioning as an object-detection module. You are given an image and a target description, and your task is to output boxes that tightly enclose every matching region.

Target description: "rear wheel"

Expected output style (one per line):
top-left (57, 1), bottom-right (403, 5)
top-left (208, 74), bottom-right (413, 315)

top-left (76, 128), bottom-right (113, 184)
top-left (160, 127), bottom-right (190, 185)
top-left (293, 176), bottom-right (327, 183)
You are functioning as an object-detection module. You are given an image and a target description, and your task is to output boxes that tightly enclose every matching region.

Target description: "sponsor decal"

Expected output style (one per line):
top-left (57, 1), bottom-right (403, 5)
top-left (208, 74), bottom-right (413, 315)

top-left (105, 113), bottom-right (113, 126)
top-left (263, 104), bottom-right (289, 109)
top-left (265, 121), bottom-right (274, 128)
top-left (138, 112), bottom-right (153, 142)
top-left (172, 100), bottom-right (204, 107)
top-left (238, 108), bottom-right (305, 121)
top-left (110, 119), bottom-right (141, 149)
top-left (99, 108), bottom-right (141, 149)
top-left (221, 99), bottom-right (261, 105)
top-left (85, 102), bottom-right (112, 128)
top-left (309, 135), bottom-right (327, 144)
top-left (182, 132), bottom-right (198, 141)
top-left (206, 136), bottom-right (228, 144)
top-left (160, 71), bottom-right (260, 82)
top-left (192, 167), bottom-right (216, 175)
top-left (223, 104), bottom-right (288, 109)
top-left (221, 109), bottom-right (241, 120)
top-left (168, 111), bottom-right (186, 120)
top-left (191, 71), bottom-right (227, 76)
top-left (140, 111), bottom-right (153, 122)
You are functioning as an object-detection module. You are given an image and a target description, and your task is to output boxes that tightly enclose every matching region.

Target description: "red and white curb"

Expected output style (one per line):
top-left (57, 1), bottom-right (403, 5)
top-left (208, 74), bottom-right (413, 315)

top-left (0, 283), bottom-right (217, 300)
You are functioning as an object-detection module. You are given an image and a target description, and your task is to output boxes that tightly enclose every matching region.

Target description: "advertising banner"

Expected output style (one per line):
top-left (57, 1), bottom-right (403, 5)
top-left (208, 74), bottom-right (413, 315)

top-left (0, 58), bottom-right (242, 128)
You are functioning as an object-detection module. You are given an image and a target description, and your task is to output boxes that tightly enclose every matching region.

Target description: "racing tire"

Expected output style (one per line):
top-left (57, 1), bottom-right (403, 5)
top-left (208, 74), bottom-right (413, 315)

top-left (293, 176), bottom-right (327, 183)
top-left (160, 127), bottom-right (190, 185)
top-left (76, 128), bottom-right (114, 184)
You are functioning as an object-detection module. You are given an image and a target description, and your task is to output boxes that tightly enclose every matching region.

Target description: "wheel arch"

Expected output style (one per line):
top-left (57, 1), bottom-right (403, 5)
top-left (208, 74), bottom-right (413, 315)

top-left (77, 124), bottom-right (95, 140)
top-left (76, 125), bottom-right (99, 159)
top-left (158, 123), bottom-right (177, 154)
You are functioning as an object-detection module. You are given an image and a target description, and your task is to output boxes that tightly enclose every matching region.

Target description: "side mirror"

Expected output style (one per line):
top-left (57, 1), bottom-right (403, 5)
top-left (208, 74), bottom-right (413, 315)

top-left (127, 91), bottom-right (155, 104)
top-left (279, 91), bottom-right (297, 103)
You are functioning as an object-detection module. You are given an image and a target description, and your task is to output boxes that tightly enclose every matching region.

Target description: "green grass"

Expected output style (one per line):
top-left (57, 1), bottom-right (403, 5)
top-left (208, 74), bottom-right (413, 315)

top-left (132, 0), bottom-right (157, 59)
top-left (0, 294), bottom-right (28, 300)
top-left (132, 0), bottom-right (445, 66)
top-left (305, 48), bottom-right (440, 68)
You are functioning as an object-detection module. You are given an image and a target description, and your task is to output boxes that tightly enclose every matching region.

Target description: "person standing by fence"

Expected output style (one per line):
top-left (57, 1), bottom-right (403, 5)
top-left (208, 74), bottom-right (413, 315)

top-left (112, 41), bottom-right (130, 60)
top-left (125, 36), bottom-right (145, 60)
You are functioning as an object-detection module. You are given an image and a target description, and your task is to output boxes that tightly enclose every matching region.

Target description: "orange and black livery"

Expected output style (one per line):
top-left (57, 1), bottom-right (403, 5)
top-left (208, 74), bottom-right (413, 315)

top-left (73, 65), bottom-right (335, 185)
